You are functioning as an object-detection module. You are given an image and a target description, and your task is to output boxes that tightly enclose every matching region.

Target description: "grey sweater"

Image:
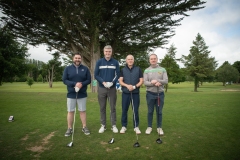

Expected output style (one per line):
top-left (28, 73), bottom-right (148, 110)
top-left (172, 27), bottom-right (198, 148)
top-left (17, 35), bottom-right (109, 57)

top-left (143, 65), bottom-right (168, 93)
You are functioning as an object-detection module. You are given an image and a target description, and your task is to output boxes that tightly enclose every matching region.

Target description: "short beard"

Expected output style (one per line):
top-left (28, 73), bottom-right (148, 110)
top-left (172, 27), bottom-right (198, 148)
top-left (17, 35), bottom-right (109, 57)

top-left (74, 61), bottom-right (81, 66)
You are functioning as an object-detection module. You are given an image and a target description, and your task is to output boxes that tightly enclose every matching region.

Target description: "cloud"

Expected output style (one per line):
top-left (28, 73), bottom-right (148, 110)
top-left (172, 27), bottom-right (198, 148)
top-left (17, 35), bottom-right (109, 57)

top-left (28, 45), bottom-right (53, 63)
top-left (155, 0), bottom-right (240, 68)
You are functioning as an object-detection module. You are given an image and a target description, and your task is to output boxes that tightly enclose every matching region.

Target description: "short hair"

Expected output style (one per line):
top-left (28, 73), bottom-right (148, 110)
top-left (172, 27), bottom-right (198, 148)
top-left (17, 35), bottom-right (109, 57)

top-left (149, 53), bottom-right (158, 59)
top-left (73, 52), bottom-right (82, 58)
top-left (126, 54), bottom-right (134, 60)
top-left (104, 45), bottom-right (112, 50)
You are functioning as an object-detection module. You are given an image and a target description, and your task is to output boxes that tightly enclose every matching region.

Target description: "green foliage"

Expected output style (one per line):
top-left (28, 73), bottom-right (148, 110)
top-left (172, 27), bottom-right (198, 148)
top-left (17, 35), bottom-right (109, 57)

top-left (160, 44), bottom-right (184, 85)
top-left (0, 0), bottom-right (206, 70)
top-left (232, 61), bottom-right (240, 82)
top-left (232, 61), bottom-right (240, 73)
top-left (182, 33), bottom-right (217, 91)
top-left (41, 52), bottom-right (63, 87)
top-left (37, 74), bottom-right (43, 83)
top-left (217, 64), bottom-right (239, 85)
top-left (26, 77), bottom-right (34, 88)
top-left (0, 26), bottom-right (28, 85)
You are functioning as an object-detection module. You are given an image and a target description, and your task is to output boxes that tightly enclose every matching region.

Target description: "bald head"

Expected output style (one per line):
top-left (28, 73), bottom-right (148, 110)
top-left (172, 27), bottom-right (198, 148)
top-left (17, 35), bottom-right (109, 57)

top-left (126, 54), bottom-right (134, 68)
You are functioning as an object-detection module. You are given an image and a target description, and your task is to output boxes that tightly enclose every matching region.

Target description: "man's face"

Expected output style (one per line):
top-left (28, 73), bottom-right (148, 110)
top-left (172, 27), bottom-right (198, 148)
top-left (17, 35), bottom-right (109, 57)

top-left (104, 48), bottom-right (112, 59)
top-left (73, 54), bottom-right (81, 66)
top-left (126, 55), bottom-right (134, 67)
top-left (149, 54), bottom-right (158, 65)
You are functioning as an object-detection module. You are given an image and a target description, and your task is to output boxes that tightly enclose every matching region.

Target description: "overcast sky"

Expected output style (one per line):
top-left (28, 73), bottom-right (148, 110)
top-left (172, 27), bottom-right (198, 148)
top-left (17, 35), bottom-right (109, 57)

top-left (25, 0), bottom-right (240, 67)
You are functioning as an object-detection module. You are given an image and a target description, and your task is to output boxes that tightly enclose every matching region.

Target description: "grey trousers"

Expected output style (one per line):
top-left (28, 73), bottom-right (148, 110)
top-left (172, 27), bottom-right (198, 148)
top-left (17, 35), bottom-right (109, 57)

top-left (98, 87), bottom-right (117, 126)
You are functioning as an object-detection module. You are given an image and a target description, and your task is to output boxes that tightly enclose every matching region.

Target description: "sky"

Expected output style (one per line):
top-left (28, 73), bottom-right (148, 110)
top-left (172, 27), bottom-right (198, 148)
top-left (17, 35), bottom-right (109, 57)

top-left (155, 0), bottom-right (240, 67)
top-left (8, 0), bottom-right (240, 67)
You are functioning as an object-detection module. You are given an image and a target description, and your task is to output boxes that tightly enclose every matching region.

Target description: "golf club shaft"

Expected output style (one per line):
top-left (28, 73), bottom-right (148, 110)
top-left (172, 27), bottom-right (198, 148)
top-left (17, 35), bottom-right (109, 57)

top-left (131, 92), bottom-right (138, 141)
top-left (157, 86), bottom-right (161, 138)
top-left (108, 91), bottom-right (114, 139)
top-left (72, 92), bottom-right (78, 142)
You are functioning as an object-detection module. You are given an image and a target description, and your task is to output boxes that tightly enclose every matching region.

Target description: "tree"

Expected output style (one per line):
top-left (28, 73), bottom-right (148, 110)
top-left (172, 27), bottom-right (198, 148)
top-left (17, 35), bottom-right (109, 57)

top-left (37, 74), bottom-right (43, 83)
top-left (232, 61), bottom-right (240, 73)
top-left (160, 44), bottom-right (182, 92)
top-left (182, 33), bottom-right (217, 92)
top-left (217, 64), bottom-right (239, 86)
top-left (0, 25), bottom-right (28, 85)
top-left (43, 52), bottom-right (62, 88)
top-left (0, 0), bottom-right (206, 82)
top-left (25, 59), bottom-right (45, 81)
top-left (232, 61), bottom-right (240, 83)
top-left (26, 77), bottom-right (34, 88)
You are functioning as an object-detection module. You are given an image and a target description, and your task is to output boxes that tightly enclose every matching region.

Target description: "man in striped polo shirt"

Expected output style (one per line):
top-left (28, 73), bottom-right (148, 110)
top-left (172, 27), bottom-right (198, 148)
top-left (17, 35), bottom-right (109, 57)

top-left (144, 54), bottom-right (168, 135)
top-left (94, 45), bottom-right (120, 133)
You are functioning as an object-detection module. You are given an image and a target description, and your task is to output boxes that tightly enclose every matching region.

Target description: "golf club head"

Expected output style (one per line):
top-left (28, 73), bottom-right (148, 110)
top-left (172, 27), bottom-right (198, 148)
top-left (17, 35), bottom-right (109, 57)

top-left (133, 142), bottom-right (140, 147)
top-left (108, 138), bottom-right (114, 144)
top-left (67, 142), bottom-right (73, 147)
top-left (156, 138), bottom-right (162, 144)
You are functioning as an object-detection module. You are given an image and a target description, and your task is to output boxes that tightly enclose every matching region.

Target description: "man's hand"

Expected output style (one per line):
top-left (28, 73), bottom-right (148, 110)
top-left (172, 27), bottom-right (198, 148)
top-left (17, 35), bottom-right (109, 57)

top-left (74, 87), bottom-right (80, 92)
top-left (106, 82), bottom-right (113, 88)
top-left (154, 82), bottom-right (162, 87)
top-left (126, 84), bottom-right (134, 91)
top-left (151, 80), bottom-right (158, 84)
top-left (75, 82), bottom-right (82, 89)
top-left (103, 82), bottom-right (109, 88)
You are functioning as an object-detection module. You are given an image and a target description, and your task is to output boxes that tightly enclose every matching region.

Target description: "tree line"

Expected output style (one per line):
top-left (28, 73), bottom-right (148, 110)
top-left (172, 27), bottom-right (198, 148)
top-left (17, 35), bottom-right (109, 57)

top-left (1, 25), bottom-right (239, 91)
top-left (0, 0), bottom-right (239, 91)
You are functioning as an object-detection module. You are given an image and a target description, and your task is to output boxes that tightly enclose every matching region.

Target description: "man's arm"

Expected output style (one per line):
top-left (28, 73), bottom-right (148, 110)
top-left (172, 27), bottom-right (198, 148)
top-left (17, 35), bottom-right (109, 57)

top-left (94, 60), bottom-right (104, 84)
top-left (62, 67), bottom-right (76, 87)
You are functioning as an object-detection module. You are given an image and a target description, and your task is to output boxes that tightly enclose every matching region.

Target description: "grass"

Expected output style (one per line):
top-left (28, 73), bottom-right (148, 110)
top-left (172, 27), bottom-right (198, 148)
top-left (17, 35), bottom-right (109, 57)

top-left (0, 82), bottom-right (240, 159)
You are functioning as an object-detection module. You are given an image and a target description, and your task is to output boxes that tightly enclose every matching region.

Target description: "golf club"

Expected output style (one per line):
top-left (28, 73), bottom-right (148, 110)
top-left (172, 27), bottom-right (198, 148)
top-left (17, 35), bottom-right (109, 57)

top-left (108, 75), bottom-right (117, 144)
top-left (131, 92), bottom-right (140, 147)
top-left (67, 92), bottom-right (78, 147)
top-left (108, 95), bottom-right (115, 144)
top-left (156, 86), bottom-right (162, 144)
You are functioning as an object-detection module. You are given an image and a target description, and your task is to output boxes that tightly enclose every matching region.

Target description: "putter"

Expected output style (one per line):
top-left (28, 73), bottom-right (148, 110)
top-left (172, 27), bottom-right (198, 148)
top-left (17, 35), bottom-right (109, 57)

top-left (108, 75), bottom-right (117, 144)
top-left (131, 92), bottom-right (140, 147)
top-left (67, 92), bottom-right (78, 147)
top-left (156, 129), bottom-right (162, 144)
top-left (108, 96), bottom-right (115, 144)
top-left (156, 87), bottom-right (162, 144)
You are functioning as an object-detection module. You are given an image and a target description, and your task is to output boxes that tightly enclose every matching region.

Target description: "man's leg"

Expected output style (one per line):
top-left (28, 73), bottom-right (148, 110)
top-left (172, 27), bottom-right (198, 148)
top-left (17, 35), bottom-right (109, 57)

top-left (67, 98), bottom-right (76, 128)
top-left (108, 87), bottom-right (117, 126)
top-left (146, 92), bottom-right (155, 127)
top-left (157, 92), bottom-right (165, 128)
top-left (121, 92), bottom-right (130, 127)
top-left (79, 111), bottom-right (86, 127)
top-left (132, 93), bottom-right (140, 128)
top-left (98, 87), bottom-right (107, 126)
top-left (67, 112), bottom-right (74, 129)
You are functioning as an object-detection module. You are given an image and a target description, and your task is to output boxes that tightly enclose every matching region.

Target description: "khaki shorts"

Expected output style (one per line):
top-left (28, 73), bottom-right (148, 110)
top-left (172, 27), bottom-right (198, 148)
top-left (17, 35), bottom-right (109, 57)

top-left (67, 97), bottom-right (87, 112)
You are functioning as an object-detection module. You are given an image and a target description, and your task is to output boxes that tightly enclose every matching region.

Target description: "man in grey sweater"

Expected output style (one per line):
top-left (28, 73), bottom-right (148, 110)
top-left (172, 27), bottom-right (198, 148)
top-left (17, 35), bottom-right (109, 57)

top-left (143, 54), bottom-right (168, 135)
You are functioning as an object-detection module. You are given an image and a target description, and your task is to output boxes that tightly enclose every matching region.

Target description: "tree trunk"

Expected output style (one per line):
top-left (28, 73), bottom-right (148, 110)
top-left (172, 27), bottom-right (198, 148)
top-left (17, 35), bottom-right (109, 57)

top-left (194, 77), bottom-right (198, 92)
top-left (165, 84), bottom-right (168, 93)
top-left (90, 42), bottom-right (100, 93)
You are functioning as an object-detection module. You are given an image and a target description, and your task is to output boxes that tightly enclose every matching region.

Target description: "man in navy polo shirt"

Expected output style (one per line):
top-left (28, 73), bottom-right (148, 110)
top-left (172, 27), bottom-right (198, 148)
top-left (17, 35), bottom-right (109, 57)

top-left (62, 53), bottom-right (91, 136)
top-left (94, 45), bottom-right (120, 133)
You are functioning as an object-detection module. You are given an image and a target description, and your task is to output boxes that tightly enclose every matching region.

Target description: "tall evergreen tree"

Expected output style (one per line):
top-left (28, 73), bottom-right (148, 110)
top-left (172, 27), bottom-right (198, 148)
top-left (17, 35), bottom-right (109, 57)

top-left (160, 44), bottom-right (182, 92)
top-left (182, 33), bottom-right (217, 92)
top-left (0, 25), bottom-right (28, 85)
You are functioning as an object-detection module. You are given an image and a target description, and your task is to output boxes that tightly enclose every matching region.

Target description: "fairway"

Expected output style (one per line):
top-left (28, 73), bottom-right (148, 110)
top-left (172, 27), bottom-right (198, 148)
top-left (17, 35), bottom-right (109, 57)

top-left (0, 82), bottom-right (240, 159)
